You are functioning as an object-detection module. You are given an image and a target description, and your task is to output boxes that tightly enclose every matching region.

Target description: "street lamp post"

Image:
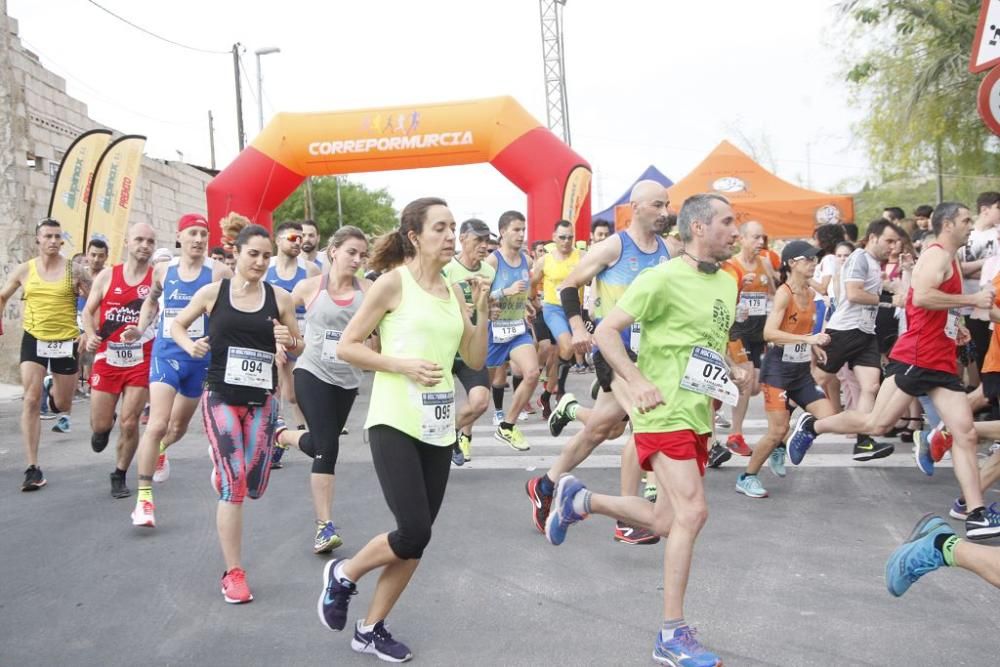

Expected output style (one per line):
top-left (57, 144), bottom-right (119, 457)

top-left (254, 47), bottom-right (280, 132)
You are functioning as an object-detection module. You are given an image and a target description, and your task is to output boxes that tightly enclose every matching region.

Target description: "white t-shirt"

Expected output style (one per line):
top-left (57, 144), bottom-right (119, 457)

top-left (812, 254), bottom-right (838, 301)
top-left (828, 248), bottom-right (881, 334)
top-left (961, 228), bottom-right (999, 315)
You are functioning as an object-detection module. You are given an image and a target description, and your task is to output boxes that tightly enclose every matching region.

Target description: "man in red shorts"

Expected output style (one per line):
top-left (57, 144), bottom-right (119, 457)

top-left (543, 193), bottom-right (747, 666)
top-left (82, 223), bottom-right (156, 498)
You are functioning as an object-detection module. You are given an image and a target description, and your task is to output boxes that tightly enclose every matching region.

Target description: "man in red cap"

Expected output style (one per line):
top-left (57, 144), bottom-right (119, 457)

top-left (123, 213), bottom-right (231, 527)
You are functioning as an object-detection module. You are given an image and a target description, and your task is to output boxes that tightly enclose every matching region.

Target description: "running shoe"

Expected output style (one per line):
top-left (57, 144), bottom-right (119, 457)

top-left (314, 520), bottom-right (343, 554)
top-left (131, 498), bottom-right (156, 528)
top-left (548, 392), bottom-right (578, 437)
top-left (539, 394), bottom-right (552, 420)
top-left (492, 410), bottom-right (504, 426)
top-left (706, 442), bottom-right (732, 469)
top-left (495, 424), bottom-right (530, 451)
top-left (51, 415), bottom-right (71, 433)
top-left (928, 424), bottom-right (953, 462)
top-left (714, 412), bottom-right (732, 429)
top-left (768, 445), bottom-right (787, 478)
top-left (518, 410), bottom-right (529, 422)
top-left (341, 427), bottom-right (349, 436)
top-left (318, 558), bottom-right (356, 631)
top-left (40, 375), bottom-right (52, 419)
top-left (153, 453), bottom-right (170, 483)
top-left (726, 433), bottom-right (753, 457)
top-left (21, 465), bottom-right (46, 492)
top-left (457, 432), bottom-right (472, 462)
top-left (885, 513), bottom-right (953, 597)
top-left (110, 470), bottom-right (130, 499)
top-left (787, 412), bottom-right (817, 465)
top-left (525, 476), bottom-right (553, 534)
top-left (735, 473), bottom-right (768, 498)
top-left (270, 417), bottom-right (289, 470)
top-left (590, 377), bottom-right (600, 401)
top-left (450, 444), bottom-right (465, 467)
top-left (523, 402), bottom-right (537, 415)
top-left (351, 620), bottom-right (413, 663)
top-left (913, 431), bottom-right (934, 476)
top-left (545, 474), bottom-right (588, 546)
top-left (853, 435), bottom-right (894, 462)
top-left (643, 478), bottom-right (658, 502)
top-left (653, 626), bottom-right (722, 667)
top-left (221, 567), bottom-right (253, 604)
top-left (949, 498), bottom-right (968, 520)
top-left (613, 521), bottom-right (660, 545)
top-left (91, 430), bottom-right (111, 453)
top-left (965, 503), bottom-right (1000, 540)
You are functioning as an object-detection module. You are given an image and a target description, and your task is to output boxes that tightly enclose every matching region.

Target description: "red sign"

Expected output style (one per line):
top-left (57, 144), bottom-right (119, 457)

top-left (971, 0), bottom-right (1000, 73)
top-left (977, 66), bottom-right (1000, 135)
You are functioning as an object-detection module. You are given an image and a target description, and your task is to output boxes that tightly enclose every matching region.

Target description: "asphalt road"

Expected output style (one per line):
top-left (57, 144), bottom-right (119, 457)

top-left (1, 370), bottom-right (998, 666)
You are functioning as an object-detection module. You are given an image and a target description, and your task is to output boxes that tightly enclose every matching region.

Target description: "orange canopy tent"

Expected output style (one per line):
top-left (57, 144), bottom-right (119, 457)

top-left (662, 140), bottom-right (854, 239)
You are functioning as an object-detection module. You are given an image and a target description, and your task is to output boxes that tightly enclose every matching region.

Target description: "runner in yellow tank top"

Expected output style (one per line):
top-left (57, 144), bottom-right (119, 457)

top-left (530, 219), bottom-right (585, 410)
top-left (0, 219), bottom-right (92, 491)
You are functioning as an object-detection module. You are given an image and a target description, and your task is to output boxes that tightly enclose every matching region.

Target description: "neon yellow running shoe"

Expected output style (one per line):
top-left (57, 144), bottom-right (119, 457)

top-left (494, 424), bottom-right (530, 451)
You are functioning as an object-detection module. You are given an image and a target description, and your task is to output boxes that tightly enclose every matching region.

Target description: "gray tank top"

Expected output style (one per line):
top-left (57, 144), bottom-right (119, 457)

top-left (296, 275), bottom-right (364, 389)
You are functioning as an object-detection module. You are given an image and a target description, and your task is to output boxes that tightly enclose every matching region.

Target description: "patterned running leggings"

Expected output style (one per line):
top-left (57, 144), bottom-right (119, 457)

top-left (202, 390), bottom-right (277, 504)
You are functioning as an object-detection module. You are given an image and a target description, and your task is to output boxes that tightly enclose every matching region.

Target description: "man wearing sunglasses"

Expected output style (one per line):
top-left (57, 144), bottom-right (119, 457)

top-left (266, 221), bottom-right (320, 467)
top-left (531, 220), bottom-right (583, 417)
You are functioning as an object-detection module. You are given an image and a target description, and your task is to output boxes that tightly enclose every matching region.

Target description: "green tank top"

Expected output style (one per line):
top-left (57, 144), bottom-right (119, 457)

top-left (364, 265), bottom-right (465, 446)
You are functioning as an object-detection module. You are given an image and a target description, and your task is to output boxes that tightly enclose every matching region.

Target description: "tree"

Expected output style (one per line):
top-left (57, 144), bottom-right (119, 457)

top-left (273, 177), bottom-right (397, 241)
top-left (839, 0), bottom-right (1000, 188)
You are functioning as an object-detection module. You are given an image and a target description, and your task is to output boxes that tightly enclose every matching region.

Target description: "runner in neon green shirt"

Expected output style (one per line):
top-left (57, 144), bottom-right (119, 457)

top-left (543, 193), bottom-right (751, 667)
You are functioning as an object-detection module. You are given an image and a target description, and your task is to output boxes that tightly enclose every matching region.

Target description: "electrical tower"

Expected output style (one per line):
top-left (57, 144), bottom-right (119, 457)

top-left (538, 0), bottom-right (571, 145)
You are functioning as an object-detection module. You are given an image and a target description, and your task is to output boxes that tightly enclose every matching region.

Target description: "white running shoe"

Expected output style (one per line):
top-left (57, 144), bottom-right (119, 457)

top-left (518, 411), bottom-right (529, 422)
top-left (131, 499), bottom-right (156, 527)
top-left (492, 410), bottom-right (504, 426)
top-left (153, 453), bottom-right (170, 483)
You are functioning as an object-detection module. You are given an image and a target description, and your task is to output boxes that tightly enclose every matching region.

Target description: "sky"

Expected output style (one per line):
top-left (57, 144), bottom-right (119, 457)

top-left (8, 0), bottom-right (870, 230)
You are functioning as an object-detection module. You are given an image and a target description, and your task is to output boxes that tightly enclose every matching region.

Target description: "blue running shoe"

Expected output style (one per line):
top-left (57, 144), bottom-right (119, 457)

top-left (913, 430), bottom-right (934, 476)
top-left (653, 626), bottom-right (722, 666)
top-left (51, 415), bottom-right (71, 433)
top-left (351, 620), bottom-right (413, 663)
top-left (270, 417), bottom-right (288, 470)
top-left (545, 474), bottom-right (588, 546)
top-left (768, 445), bottom-right (787, 478)
top-left (966, 502), bottom-right (1000, 540)
top-left (787, 412), bottom-right (816, 465)
top-left (885, 513), bottom-right (953, 598)
top-left (949, 498), bottom-right (968, 520)
top-left (314, 520), bottom-right (343, 554)
top-left (317, 558), bottom-right (356, 631)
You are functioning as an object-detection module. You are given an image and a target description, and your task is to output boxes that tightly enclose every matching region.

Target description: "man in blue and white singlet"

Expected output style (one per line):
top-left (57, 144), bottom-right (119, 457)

top-left (125, 213), bottom-right (232, 528)
top-left (301, 220), bottom-right (325, 272)
top-left (265, 220), bottom-right (321, 438)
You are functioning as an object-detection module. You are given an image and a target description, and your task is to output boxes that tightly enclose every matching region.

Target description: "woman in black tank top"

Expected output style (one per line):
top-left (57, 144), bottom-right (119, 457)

top-left (171, 223), bottom-right (303, 604)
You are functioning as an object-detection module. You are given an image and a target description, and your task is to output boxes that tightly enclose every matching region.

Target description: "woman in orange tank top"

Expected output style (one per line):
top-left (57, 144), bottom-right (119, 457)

top-left (734, 241), bottom-right (836, 499)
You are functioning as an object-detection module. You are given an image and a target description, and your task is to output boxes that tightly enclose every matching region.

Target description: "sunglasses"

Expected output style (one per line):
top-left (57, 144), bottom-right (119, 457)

top-left (282, 233), bottom-right (302, 243)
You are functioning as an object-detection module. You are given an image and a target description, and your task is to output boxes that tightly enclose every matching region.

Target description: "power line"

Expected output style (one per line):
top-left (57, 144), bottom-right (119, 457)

top-left (236, 52), bottom-right (259, 107)
top-left (84, 0), bottom-right (229, 55)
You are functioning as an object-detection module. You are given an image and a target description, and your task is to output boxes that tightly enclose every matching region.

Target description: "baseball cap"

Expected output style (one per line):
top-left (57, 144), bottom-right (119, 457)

top-left (178, 213), bottom-right (209, 232)
top-left (780, 240), bottom-right (820, 265)
top-left (152, 248), bottom-right (173, 263)
top-left (459, 218), bottom-right (491, 237)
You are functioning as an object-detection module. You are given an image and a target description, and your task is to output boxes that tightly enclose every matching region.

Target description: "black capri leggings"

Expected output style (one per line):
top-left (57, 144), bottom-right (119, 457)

top-left (369, 425), bottom-right (452, 560)
top-left (293, 368), bottom-right (357, 475)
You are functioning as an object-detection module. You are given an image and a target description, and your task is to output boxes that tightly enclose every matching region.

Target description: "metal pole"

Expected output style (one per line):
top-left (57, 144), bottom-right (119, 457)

top-left (255, 52), bottom-right (264, 132)
top-left (208, 110), bottom-right (216, 169)
top-left (232, 43), bottom-right (245, 151)
top-left (336, 176), bottom-right (343, 228)
top-left (304, 177), bottom-right (314, 218)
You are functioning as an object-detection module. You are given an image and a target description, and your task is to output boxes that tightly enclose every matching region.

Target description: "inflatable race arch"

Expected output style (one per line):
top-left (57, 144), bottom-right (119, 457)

top-left (206, 96), bottom-right (592, 246)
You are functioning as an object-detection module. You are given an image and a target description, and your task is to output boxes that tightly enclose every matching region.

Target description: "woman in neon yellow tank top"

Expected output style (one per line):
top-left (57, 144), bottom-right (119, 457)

top-left (319, 197), bottom-right (490, 659)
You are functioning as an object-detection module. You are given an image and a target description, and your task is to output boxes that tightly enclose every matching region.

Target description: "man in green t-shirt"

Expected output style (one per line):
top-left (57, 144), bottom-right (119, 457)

top-left (544, 193), bottom-right (750, 667)
top-left (442, 218), bottom-right (497, 466)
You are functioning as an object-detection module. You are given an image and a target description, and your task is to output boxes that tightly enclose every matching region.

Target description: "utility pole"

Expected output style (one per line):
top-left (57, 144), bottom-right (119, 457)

top-left (336, 176), bottom-right (344, 228)
top-left (232, 43), bottom-right (245, 151)
top-left (538, 0), bottom-right (572, 145)
top-left (254, 47), bottom-right (281, 132)
top-left (207, 110), bottom-right (216, 169)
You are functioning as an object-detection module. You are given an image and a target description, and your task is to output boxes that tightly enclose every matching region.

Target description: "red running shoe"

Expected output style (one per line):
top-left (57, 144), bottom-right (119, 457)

top-left (726, 433), bottom-right (753, 457)
top-left (613, 521), bottom-right (660, 545)
top-left (221, 567), bottom-right (253, 604)
top-left (525, 476), bottom-right (553, 534)
top-left (929, 425), bottom-right (952, 462)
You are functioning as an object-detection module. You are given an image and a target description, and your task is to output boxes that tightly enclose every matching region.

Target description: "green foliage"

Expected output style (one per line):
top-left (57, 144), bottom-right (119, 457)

top-left (839, 0), bottom-right (1000, 183)
top-left (853, 174), bottom-right (995, 227)
top-left (273, 177), bottom-right (397, 240)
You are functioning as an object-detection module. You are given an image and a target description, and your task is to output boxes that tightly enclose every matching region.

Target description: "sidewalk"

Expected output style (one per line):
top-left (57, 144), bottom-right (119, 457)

top-left (0, 382), bottom-right (22, 401)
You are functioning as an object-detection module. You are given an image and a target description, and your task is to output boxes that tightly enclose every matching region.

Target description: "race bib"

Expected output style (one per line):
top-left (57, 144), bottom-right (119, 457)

top-left (321, 329), bottom-right (342, 363)
top-left (945, 310), bottom-right (960, 340)
top-left (420, 390), bottom-right (455, 443)
top-left (782, 342), bottom-right (811, 363)
top-left (37, 339), bottom-right (73, 359)
top-left (492, 318), bottom-right (526, 343)
top-left (860, 304), bottom-right (878, 330)
top-left (740, 292), bottom-right (767, 317)
top-left (162, 308), bottom-right (204, 339)
top-left (629, 323), bottom-right (641, 354)
top-left (224, 347), bottom-right (274, 389)
top-left (106, 341), bottom-right (143, 368)
top-left (680, 346), bottom-right (739, 406)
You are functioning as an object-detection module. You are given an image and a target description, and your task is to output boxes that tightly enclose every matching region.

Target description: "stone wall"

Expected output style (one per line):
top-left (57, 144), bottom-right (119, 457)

top-left (0, 4), bottom-right (214, 382)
